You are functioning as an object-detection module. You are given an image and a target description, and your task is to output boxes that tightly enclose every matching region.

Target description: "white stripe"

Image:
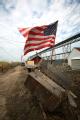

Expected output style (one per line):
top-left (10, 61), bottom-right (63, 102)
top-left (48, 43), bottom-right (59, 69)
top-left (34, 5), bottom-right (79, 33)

top-left (28, 34), bottom-right (55, 39)
top-left (24, 42), bottom-right (53, 53)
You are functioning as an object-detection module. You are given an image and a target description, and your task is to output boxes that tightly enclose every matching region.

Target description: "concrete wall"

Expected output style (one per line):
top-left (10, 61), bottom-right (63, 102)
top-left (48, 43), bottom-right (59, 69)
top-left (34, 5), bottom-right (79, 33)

top-left (68, 49), bottom-right (80, 66)
top-left (71, 59), bottom-right (80, 70)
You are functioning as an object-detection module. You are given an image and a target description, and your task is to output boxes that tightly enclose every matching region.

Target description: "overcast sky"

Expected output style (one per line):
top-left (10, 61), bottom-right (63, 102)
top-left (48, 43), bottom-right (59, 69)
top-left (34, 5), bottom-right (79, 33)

top-left (0, 0), bottom-right (80, 61)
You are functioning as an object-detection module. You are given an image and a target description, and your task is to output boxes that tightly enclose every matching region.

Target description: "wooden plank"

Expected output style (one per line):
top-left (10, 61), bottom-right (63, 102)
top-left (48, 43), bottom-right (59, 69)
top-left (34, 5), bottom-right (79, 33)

top-left (25, 73), bottom-right (61, 111)
top-left (29, 69), bottom-right (65, 97)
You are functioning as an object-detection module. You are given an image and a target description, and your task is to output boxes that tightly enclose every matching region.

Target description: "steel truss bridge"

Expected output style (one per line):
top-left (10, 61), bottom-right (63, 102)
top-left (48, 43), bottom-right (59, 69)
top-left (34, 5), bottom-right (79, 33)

top-left (29, 32), bottom-right (80, 60)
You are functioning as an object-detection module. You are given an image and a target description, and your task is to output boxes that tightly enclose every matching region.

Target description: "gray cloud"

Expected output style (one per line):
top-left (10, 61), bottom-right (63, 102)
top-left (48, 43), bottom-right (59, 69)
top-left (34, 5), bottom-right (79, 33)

top-left (27, 0), bottom-right (53, 17)
top-left (0, 0), bottom-right (17, 13)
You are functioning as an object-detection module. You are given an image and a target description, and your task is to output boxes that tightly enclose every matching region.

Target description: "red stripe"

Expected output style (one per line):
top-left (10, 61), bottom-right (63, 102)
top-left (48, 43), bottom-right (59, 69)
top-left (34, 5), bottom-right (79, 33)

top-left (24, 40), bottom-right (54, 49)
top-left (24, 44), bottom-right (53, 55)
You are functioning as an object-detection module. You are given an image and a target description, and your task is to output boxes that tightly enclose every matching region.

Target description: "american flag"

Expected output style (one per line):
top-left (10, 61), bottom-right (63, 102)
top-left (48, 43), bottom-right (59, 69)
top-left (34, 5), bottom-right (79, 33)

top-left (19, 21), bottom-right (58, 55)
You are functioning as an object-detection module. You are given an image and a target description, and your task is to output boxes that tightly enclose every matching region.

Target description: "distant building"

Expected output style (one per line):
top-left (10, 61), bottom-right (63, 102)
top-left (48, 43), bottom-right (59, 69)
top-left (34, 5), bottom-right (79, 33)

top-left (68, 48), bottom-right (80, 70)
top-left (30, 55), bottom-right (42, 64)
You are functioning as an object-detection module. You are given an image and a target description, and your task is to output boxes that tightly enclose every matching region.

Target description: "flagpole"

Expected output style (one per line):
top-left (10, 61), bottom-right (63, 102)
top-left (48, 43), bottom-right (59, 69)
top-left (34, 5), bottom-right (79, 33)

top-left (51, 44), bottom-right (55, 64)
top-left (21, 55), bottom-right (23, 62)
top-left (51, 21), bottom-right (58, 64)
top-left (51, 47), bottom-right (54, 64)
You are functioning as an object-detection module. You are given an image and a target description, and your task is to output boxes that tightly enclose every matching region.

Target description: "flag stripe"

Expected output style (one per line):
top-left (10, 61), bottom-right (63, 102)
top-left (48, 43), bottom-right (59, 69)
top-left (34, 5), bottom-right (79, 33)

top-left (28, 34), bottom-right (55, 39)
top-left (24, 42), bottom-right (53, 52)
top-left (21, 29), bottom-right (30, 37)
top-left (24, 44), bottom-right (53, 55)
top-left (25, 38), bottom-right (54, 45)
top-left (31, 28), bottom-right (43, 33)
top-left (34, 26), bottom-right (46, 31)
top-left (19, 28), bottom-right (27, 32)
top-left (20, 27), bottom-right (44, 37)
top-left (19, 27), bottom-right (55, 39)
top-left (24, 40), bottom-right (54, 48)
top-left (29, 31), bottom-right (44, 36)
top-left (27, 36), bottom-right (55, 41)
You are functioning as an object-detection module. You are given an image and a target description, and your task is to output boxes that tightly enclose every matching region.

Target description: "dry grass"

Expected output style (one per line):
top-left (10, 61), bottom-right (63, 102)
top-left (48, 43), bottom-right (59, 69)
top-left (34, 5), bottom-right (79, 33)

top-left (0, 61), bottom-right (20, 72)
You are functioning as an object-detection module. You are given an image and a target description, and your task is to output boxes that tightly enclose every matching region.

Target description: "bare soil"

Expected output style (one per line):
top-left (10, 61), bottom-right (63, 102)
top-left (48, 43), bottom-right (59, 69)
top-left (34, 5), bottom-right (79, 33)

top-left (0, 66), bottom-right (45, 120)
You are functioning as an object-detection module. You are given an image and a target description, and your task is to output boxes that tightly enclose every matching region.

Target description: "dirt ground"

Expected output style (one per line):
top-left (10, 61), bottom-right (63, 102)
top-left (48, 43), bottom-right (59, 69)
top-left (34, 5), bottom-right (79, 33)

top-left (0, 65), bottom-right (80, 120)
top-left (0, 66), bottom-right (47, 120)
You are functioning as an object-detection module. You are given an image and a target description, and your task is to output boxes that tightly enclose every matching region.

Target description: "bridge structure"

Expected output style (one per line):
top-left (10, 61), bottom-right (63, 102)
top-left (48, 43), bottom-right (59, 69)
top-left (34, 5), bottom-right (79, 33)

top-left (29, 32), bottom-right (80, 61)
